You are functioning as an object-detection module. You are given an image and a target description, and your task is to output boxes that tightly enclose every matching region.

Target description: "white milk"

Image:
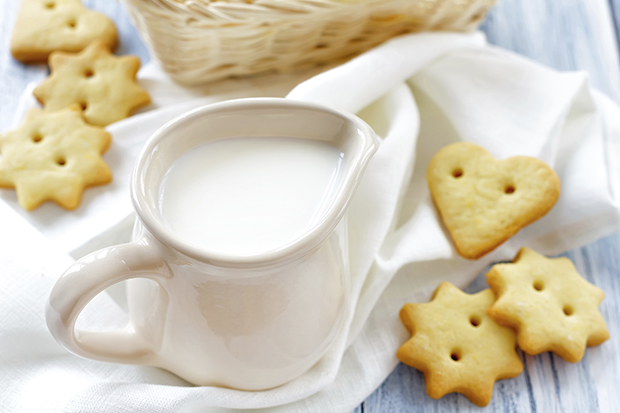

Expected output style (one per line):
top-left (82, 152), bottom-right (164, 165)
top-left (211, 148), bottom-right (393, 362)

top-left (159, 136), bottom-right (345, 256)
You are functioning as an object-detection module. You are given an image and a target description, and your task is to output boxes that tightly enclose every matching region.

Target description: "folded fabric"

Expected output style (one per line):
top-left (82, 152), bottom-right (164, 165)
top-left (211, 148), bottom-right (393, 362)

top-left (2, 31), bottom-right (620, 412)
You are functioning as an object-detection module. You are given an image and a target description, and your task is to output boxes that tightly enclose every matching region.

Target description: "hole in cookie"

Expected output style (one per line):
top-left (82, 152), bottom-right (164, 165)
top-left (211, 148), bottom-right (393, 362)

top-left (533, 281), bottom-right (544, 291)
top-left (67, 20), bottom-right (77, 28)
top-left (32, 134), bottom-right (43, 143)
top-left (469, 12), bottom-right (484, 23)
top-left (469, 315), bottom-right (481, 327)
top-left (505, 185), bottom-right (516, 194)
top-left (563, 305), bottom-right (574, 316)
top-left (56, 157), bottom-right (66, 166)
top-left (452, 168), bottom-right (463, 178)
top-left (79, 101), bottom-right (88, 111)
top-left (84, 69), bottom-right (94, 78)
top-left (450, 349), bottom-right (462, 361)
top-left (45, 2), bottom-right (55, 9)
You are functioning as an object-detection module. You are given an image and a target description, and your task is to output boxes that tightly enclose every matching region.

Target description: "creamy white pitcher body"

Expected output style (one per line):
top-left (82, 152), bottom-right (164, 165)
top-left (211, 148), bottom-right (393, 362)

top-left (46, 98), bottom-right (378, 390)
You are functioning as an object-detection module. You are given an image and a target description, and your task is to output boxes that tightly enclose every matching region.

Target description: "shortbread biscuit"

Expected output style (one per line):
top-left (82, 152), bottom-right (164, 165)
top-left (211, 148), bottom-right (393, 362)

top-left (397, 282), bottom-right (523, 407)
top-left (427, 142), bottom-right (561, 259)
top-left (11, 0), bottom-right (117, 63)
top-left (486, 248), bottom-right (609, 363)
top-left (0, 106), bottom-right (112, 210)
top-left (33, 41), bottom-right (150, 127)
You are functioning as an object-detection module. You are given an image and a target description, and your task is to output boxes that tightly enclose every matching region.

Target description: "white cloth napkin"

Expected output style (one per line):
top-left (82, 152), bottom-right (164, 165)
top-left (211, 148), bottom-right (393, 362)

top-left (2, 31), bottom-right (620, 412)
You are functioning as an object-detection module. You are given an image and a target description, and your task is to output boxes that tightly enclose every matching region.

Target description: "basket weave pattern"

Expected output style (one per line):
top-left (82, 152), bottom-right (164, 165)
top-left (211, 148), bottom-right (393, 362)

top-left (121, 0), bottom-right (496, 85)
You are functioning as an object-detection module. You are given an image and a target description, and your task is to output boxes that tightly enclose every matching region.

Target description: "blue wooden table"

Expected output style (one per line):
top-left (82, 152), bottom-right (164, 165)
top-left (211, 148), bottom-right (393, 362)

top-left (1, 0), bottom-right (619, 411)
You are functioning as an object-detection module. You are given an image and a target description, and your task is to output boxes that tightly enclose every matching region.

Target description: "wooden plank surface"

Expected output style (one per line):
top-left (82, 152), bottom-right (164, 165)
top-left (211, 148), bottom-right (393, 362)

top-left (1, 0), bottom-right (619, 412)
top-left (481, 0), bottom-right (620, 101)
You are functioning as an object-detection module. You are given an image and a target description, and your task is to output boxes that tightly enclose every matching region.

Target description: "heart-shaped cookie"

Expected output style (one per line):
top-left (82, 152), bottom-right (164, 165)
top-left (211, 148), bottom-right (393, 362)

top-left (427, 142), bottom-right (561, 259)
top-left (11, 0), bottom-right (117, 63)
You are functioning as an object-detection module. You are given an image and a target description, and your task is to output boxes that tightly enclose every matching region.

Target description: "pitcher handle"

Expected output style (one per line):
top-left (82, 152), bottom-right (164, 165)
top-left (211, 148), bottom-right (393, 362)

top-left (46, 238), bottom-right (169, 364)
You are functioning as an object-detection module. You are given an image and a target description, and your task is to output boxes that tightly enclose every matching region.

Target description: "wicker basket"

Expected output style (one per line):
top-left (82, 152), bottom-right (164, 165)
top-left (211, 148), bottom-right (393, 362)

top-left (121, 0), bottom-right (496, 85)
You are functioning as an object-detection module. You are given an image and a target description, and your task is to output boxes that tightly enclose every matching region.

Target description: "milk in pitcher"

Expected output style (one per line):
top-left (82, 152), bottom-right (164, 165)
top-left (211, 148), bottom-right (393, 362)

top-left (159, 136), bottom-right (345, 256)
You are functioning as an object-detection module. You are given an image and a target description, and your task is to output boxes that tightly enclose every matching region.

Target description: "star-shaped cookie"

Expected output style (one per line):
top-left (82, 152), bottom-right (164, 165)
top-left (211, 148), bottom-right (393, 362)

top-left (397, 282), bottom-right (523, 406)
top-left (33, 41), bottom-right (150, 126)
top-left (427, 142), bottom-right (561, 259)
top-left (11, 0), bottom-right (117, 63)
top-left (0, 106), bottom-right (112, 210)
top-left (486, 248), bottom-right (610, 363)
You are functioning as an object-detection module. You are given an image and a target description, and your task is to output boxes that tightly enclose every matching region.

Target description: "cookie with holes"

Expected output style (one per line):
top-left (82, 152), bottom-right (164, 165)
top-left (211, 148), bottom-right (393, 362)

top-left (0, 105), bottom-right (111, 210)
top-left (397, 282), bottom-right (523, 407)
top-left (486, 248), bottom-right (609, 363)
top-left (33, 41), bottom-right (150, 127)
top-left (11, 0), bottom-right (117, 63)
top-left (427, 142), bottom-right (561, 260)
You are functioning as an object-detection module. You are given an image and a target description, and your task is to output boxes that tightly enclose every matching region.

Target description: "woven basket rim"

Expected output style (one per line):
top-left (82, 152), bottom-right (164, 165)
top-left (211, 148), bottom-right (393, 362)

top-left (122, 0), bottom-right (496, 84)
top-left (131, 0), bottom-right (407, 22)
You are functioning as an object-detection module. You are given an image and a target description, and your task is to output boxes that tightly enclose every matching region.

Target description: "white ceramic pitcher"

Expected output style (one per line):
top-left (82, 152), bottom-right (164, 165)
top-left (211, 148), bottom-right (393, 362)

top-left (46, 98), bottom-right (378, 390)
